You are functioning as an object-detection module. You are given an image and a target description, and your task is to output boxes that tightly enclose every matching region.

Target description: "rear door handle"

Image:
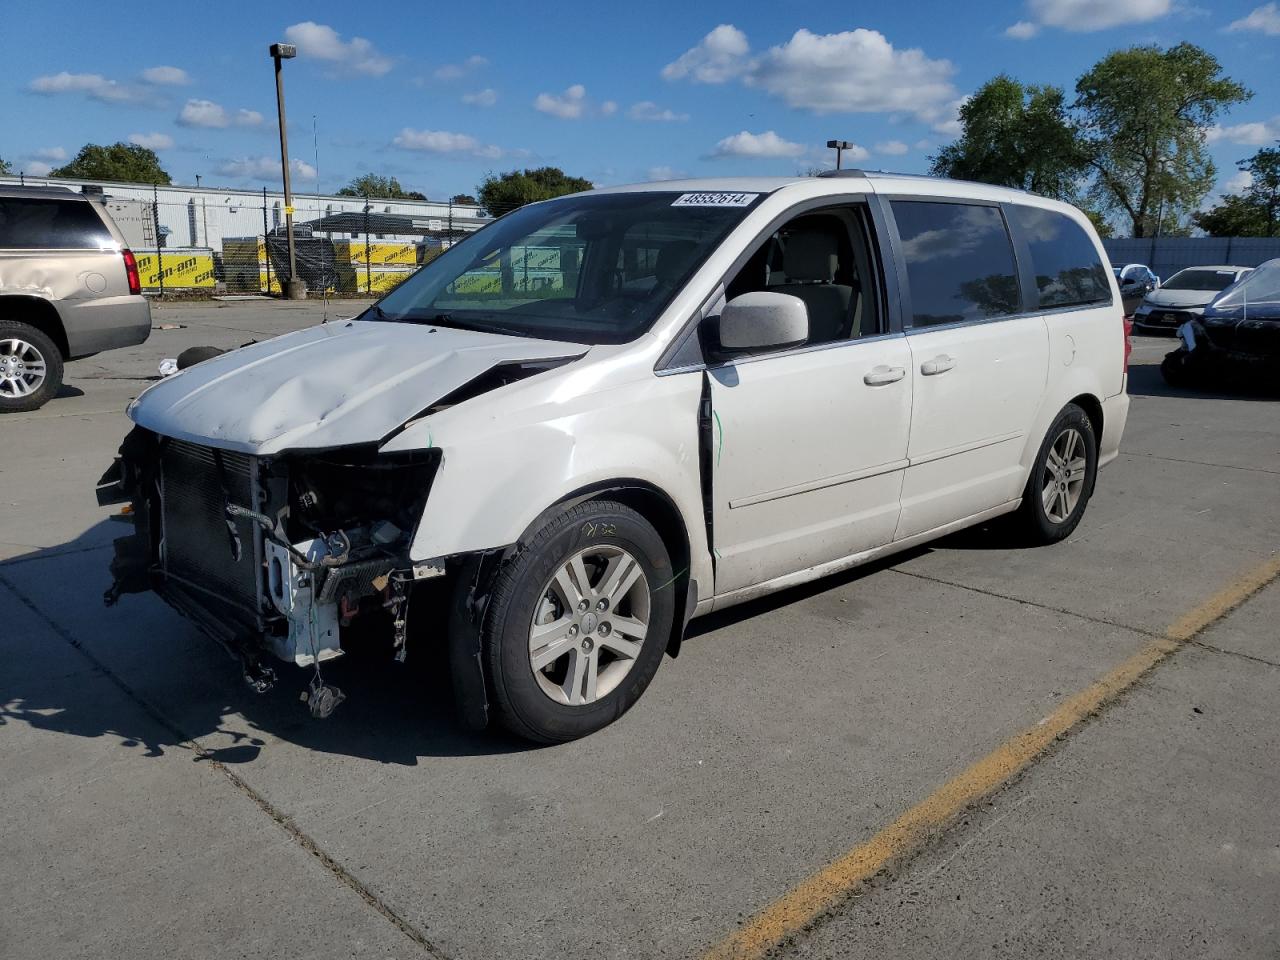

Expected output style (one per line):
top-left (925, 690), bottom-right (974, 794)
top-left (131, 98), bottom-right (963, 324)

top-left (920, 354), bottom-right (956, 376)
top-left (863, 365), bottom-right (906, 386)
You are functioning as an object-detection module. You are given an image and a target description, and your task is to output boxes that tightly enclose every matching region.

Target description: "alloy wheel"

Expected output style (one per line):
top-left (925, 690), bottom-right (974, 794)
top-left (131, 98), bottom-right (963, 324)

top-left (1041, 427), bottom-right (1087, 524)
top-left (0, 338), bottom-right (47, 400)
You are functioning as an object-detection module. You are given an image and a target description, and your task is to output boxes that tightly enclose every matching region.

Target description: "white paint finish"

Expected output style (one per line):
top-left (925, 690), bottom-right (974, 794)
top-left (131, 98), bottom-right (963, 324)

top-left (127, 320), bottom-right (586, 454)
top-left (897, 315), bottom-right (1048, 539)
top-left (708, 336), bottom-right (912, 594)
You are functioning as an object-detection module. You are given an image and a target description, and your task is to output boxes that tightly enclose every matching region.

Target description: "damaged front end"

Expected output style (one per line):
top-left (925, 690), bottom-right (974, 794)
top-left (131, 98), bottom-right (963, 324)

top-left (98, 428), bottom-right (442, 714)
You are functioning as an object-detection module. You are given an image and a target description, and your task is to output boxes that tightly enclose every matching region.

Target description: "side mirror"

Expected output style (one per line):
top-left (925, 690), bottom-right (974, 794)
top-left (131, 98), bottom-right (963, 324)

top-left (710, 291), bottom-right (809, 356)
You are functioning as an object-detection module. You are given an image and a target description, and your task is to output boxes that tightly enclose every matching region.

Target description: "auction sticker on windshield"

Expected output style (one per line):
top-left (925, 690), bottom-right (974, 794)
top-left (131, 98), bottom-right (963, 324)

top-left (672, 193), bottom-right (759, 207)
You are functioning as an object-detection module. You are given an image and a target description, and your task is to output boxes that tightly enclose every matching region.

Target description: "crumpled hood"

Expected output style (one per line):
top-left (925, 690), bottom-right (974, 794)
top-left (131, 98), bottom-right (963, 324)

top-left (1143, 288), bottom-right (1217, 309)
top-left (129, 319), bottom-right (586, 454)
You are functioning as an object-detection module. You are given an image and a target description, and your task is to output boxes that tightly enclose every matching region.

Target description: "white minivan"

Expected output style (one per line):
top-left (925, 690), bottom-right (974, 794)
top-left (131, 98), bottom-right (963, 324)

top-left (99, 172), bottom-right (1129, 741)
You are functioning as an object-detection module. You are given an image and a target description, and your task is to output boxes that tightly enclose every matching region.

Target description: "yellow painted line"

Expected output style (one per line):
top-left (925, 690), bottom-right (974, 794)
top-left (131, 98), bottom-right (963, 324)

top-left (702, 553), bottom-right (1280, 960)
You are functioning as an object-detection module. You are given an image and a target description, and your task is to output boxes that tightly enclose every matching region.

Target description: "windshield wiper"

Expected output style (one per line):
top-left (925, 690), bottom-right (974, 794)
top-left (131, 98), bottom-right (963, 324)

top-left (421, 313), bottom-right (530, 338)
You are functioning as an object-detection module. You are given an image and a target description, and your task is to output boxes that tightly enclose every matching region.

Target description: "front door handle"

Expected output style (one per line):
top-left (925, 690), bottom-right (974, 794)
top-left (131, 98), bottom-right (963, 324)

top-left (920, 354), bottom-right (956, 376)
top-left (863, 365), bottom-right (906, 386)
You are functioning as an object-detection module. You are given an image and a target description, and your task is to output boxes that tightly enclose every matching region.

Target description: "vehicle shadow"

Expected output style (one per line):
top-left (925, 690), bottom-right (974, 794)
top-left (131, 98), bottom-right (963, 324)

top-left (0, 522), bottom-right (535, 766)
top-left (1127, 360), bottom-right (1280, 401)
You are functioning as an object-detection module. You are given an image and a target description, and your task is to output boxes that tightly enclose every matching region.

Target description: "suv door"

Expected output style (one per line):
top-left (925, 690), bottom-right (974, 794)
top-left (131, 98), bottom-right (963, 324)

top-left (886, 199), bottom-right (1049, 539)
top-left (706, 202), bottom-right (912, 596)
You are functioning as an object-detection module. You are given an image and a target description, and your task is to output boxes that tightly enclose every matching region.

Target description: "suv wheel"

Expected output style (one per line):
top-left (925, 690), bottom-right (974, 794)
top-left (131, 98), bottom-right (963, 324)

top-left (0, 321), bottom-right (64, 413)
top-left (484, 500), bottom-right (675, 743)
top-left (1014, 403), bottom-right (1098, 545)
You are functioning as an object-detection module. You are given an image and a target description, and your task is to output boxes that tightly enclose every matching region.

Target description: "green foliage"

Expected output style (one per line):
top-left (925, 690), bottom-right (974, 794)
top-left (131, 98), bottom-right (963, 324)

top-left (929, 75), bottom-right (1088, 200)
top-left (1074, 43), bottom-right (1250, 237)
top-left (336, 173), bottom-right (425, 200)
top-left (449, 193), bottom-right (478, 206)
top-left (50, 142), bottom-right (171, 184)
top-left (1194, 147), bottom-right (1280, 237)
top-left (0, 156), bottom-right (11, 176)
top-left (477, 167), bottom-right (593, 216)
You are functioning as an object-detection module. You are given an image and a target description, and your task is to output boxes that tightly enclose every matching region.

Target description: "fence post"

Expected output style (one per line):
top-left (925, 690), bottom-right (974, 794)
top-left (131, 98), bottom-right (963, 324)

top-left (363, 197), bottom-right (372, 296)
top-left (152, 183), bottom-right (164, 297)
top-left (262, 187), bottom-right (272, 295)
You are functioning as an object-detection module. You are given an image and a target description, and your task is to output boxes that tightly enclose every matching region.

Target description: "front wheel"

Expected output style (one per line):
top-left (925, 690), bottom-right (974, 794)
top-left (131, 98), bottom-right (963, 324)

top-left (483, 500), bottom-right (675, 743)
top-left (1013, 404), bottom-right (1098, 545)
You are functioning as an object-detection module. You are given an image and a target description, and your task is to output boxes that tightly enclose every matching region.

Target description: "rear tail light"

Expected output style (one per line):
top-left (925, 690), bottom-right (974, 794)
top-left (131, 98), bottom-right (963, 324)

top-left (122, 248), bottom-right (141, 296)
top-left (1122, 317), bottom-right (1133, 376)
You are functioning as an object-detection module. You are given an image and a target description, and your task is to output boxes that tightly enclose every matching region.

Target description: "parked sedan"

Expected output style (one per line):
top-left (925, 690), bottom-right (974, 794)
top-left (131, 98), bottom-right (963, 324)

top-left (1133, 265), bottom-right (1252, 335)
top-left (1113, 263), bottom-right (1159, 315)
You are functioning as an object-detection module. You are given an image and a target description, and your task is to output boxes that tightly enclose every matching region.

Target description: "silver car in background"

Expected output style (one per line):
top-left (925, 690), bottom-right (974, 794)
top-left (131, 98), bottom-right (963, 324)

top-left (0, 185), bottom-right (151, 411)
top-left (1132, 265), bottom-right (1253, 335)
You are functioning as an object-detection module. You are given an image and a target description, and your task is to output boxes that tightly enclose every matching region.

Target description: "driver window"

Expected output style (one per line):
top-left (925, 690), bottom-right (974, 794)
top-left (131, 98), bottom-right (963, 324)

top-left (725, 206), bottom-right (879, 344)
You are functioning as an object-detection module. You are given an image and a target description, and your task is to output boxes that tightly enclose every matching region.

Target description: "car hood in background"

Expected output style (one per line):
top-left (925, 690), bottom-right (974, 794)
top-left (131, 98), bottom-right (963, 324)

top-left (128, 320), bottom-right (586, 454)
top-left (1142, 288), bottom-right (1217, 310)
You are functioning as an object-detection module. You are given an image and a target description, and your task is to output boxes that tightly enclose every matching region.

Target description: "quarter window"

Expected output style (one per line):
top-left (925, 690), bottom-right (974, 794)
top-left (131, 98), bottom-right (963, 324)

top-left (0, 197), bottom-right (115, 249)
top-left (1008, 205), bottom-right (1111, 308)
top-left (891, 201), bottom-right (1020, 328)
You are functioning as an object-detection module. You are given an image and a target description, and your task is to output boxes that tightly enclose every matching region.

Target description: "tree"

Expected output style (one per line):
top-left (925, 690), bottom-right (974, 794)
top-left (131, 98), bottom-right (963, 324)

top-left (336, 173), bottom-right (425, 200)
top-left (1194, 146), bottom-right (1280, 237)
top-left (1074, 43), bottom-right (1250, 238)
top-left (930, 75), bottom-right (1089, 200)
top-left (50, 142), bottom-right (171, 184)
top-left (0, 156), bottom-right (11, 175)
top-left (449, 193), bottom-right (478, 206)
top-left (477, 167), bottom-right (593, 216)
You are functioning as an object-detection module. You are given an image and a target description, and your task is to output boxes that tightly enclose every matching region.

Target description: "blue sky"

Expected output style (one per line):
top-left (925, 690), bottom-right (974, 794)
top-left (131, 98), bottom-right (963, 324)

top-left (5, 0), bottom-right (1280, 202)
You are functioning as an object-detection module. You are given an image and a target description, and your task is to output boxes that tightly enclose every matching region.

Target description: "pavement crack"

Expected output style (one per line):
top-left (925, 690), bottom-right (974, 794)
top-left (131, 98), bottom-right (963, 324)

top-left (0, 541), bottom-right (112, 568)
top-left (0, 570), bottom-right (452, 960)
top-left (1189, 638), bottom-right (1280, 668)
top-left (1122, 451), bottom-right (1280, 476)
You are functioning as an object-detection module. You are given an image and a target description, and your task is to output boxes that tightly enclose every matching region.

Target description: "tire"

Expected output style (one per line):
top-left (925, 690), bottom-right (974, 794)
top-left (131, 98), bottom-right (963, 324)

top-left (1013, 403), bottom-right (1098, 546)
top-left (484, 500), bottom-right (675, 743)
top-left (1160, 350), bottom-right (1196, 389)
top-left (177, 345), bottom-right (225, 369)
top-left (0, 321), bottom-right (64, 413)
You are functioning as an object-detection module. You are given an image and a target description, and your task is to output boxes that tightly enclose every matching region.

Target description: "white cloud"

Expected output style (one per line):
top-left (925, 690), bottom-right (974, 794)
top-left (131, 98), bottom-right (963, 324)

top-left (1005, 20), bottom-right (1040, 38)
top-left (393, 128), bottom-right (502, 159)
top-left (1223, 169), bottom-right (1253, 193)
top-left (461, 88), bottom-right (497, 107)
top-left (533, 84), bottom-right (589, 119)
top-left (28, 71), bottom-right (140, 103)
top-left (875, 140), bottom-right (910, 155)
top-left (629, 100), bottom-right (689, 122)
top-left (923, 96), bottom-right (969, 136)
top-left (33, 146), bottom-right (67, 161)
top-left (128, 132), bottom-right (175, 151)
top-left (141, 65), bottom-right (190, 85)
top-left (178, 99), bottom-right (262, 128)
top-left (26, 161), bottom-right (53, 176)
top-left (664, 26), bottom-right (958, 127)
top-left (1025, 0), bottom-right (1171, 32)
top-left (646, 165), bottom-right (687, 181)
top-left (434, 55), bottom-right (488, 80)
top-left (601, 100), bottom-right (618, 116)
top-left (283, 21), bottom-right (394, 76)
top-left (1227, 2), bottom-right (1280, 33)
top-left (709, 130), bottom-right (806, 159)
top-left (216, 156), bottom-right (316, 181)
top-left (662, 24), bottom-right (750, 83)
top-left (914, 138), bottom-right (933, 150)
top-left (1205, 117), bottom-right (1280, 145)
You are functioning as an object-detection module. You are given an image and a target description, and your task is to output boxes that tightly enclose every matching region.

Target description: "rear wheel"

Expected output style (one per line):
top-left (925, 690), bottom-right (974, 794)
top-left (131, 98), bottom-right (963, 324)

top-left (1160, 349), bottom-right (1196, 389)
top-left (483, 500), bottom-right (675, 743)
top-left (1013, 404), bottom-right (1097, 545)
top-left (0, 321), bottom-right (63, 413)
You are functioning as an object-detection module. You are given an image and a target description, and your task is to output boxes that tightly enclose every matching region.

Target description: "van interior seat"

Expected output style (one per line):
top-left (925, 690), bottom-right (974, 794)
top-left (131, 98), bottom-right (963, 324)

top-left (771, 231), bottom-right (855, 342)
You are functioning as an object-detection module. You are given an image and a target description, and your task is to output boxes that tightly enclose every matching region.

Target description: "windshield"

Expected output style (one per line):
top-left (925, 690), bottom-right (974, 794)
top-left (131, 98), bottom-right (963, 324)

top-left (1213, 259), bottom-right (1280, 309)
top-left (1162, 268), bottom-right (1242, 292)
top-left (368, 191), bottom-right (762, 344)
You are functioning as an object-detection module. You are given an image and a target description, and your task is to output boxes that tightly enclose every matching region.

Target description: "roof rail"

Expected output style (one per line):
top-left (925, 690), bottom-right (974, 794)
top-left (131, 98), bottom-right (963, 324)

top-left (816, 169), bottom-right (868, 178)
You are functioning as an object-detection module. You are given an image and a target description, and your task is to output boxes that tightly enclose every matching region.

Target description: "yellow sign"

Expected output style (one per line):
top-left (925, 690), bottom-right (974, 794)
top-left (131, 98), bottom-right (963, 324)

top-left (134, 250), bottom-right (216, 289)
top-left (283, 205), bottom-right (295, 216)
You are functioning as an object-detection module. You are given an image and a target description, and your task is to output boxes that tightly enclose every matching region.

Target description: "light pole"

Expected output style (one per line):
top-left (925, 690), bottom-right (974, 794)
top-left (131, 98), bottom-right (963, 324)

top-left (827, 139), bottom-right (854, 171)
top-left (270, 42), bottom-right (306, 299)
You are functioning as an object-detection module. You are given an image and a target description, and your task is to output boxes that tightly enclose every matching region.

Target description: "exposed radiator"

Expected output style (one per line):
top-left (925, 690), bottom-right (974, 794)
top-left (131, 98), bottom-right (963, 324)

top-left (159, 440), bottom-right (263, 620)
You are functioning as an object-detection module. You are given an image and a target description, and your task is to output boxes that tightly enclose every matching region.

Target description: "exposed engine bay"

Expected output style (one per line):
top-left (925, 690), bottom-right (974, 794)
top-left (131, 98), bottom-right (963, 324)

top-left (98, 428), bottom-right (443, 716)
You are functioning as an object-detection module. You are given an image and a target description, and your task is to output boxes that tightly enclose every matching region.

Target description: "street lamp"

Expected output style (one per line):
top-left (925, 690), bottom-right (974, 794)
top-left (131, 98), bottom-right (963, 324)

top-left (270, 42), bottom-right (306, 300)
top-left (826, 140), bottom-right (855, 171)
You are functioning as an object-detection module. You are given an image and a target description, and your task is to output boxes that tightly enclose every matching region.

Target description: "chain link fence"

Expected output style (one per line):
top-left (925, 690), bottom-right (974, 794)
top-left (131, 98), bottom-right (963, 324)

top-left (97, 190), bottom-right (482, 296)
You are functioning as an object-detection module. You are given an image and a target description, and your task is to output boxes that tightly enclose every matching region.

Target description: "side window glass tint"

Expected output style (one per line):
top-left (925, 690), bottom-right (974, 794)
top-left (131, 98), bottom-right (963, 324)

top-left (0, 198), bottom-right (115, 249)
top-left (891, 201), bottom-right (1019, 328)
top-left (1009, 205), bottom-right (1111, 308)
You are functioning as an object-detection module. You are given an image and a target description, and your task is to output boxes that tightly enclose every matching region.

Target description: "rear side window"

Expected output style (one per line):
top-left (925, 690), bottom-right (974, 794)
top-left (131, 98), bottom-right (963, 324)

top-left (1008, 205), bottom-right (1111, 308)
top-left (0, 197), bottom-right (115, 249)
top-left (891, 201), bottom-right (1019, 327)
